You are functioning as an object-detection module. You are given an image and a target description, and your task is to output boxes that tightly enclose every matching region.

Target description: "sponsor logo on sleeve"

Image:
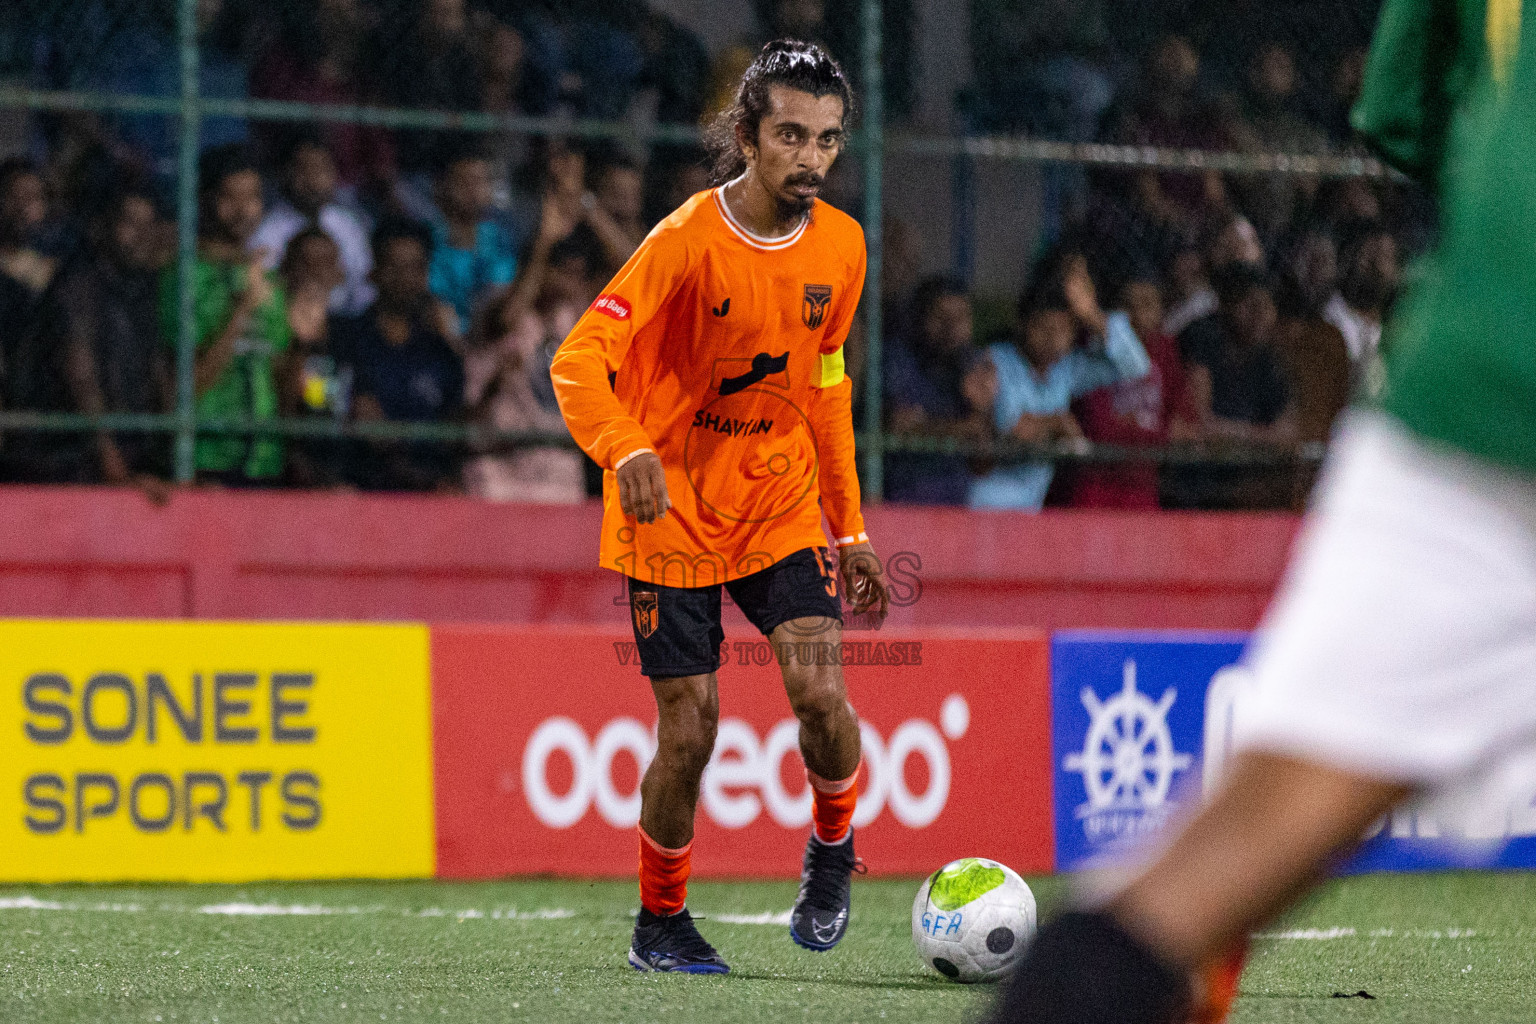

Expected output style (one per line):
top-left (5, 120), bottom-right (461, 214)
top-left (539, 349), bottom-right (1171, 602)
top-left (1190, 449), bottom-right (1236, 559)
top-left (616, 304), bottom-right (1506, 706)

top-left (592, 294), bottom-right (633, 321)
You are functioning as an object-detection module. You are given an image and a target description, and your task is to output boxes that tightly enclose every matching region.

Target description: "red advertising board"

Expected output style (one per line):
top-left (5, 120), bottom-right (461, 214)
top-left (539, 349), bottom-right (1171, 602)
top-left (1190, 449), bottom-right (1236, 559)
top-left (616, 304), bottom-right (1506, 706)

top-left (431, 624), bottom-right (1055, 878)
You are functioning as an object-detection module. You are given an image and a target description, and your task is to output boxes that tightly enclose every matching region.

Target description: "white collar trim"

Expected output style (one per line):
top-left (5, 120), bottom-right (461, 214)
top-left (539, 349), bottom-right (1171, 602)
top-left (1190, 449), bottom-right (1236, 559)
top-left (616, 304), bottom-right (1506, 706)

top-left (713, 184), bottom-right (809, 250)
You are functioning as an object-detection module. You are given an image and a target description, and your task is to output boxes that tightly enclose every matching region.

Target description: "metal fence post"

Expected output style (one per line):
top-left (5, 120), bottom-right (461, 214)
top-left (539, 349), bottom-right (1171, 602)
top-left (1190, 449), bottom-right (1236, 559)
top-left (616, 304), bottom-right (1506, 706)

top-left (173, 0), bottom-right (201, 483)
top-left (860, 0), bottom-right (885, 502)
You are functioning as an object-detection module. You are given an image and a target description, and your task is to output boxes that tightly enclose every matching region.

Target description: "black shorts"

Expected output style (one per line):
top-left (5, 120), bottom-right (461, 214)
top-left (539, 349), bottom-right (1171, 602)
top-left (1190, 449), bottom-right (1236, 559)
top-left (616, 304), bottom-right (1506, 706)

top-left (627, 547), bottom-right (842, 678)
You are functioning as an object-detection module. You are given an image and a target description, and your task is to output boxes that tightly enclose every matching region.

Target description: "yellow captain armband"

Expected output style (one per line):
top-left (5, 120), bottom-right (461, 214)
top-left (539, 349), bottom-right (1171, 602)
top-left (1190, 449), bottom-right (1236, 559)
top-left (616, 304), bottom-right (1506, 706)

top-left (817, 347), bottom-right (846, 388)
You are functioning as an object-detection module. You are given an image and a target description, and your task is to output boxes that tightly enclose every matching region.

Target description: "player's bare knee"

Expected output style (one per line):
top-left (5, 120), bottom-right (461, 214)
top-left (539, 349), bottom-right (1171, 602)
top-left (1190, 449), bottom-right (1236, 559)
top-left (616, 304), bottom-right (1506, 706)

top-left (652, 676), bottom-right (718, 775)
top-left (652, 674), bottom-right (717, 720)
top-left (684, 713), bottom-right (719, 773)
top-left (788, 674), bottom-right (854, 733)
top-left (655, 731), bottom-right (714, 781)
top-left (652, 715), bottom-right (715, 779)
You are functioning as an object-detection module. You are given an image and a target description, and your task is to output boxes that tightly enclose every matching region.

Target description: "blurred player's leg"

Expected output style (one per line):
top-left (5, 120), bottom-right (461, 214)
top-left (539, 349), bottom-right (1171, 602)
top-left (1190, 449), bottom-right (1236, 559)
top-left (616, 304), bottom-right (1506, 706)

top-left (629, 672), bottom-right (730, 974)
top-left (775, 614), bottom-right (864, 950)
top-left (985, 755), bottom-right (1406, 1023)
top-left (1112, 753), bottom-right (1408, 970)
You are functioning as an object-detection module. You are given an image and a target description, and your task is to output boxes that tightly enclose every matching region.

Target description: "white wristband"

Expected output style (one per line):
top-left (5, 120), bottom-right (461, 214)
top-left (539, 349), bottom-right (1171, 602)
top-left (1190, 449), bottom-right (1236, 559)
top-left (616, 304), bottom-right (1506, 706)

top-left (614, 448), bottom-right (654, 471)
top-left (833, 532), bottom-right (869, 547)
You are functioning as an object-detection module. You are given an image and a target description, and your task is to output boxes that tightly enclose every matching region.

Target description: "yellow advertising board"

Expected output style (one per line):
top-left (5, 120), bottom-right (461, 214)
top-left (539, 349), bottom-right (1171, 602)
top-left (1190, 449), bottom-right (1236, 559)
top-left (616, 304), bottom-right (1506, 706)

top-left (0, 620), bottom-right (435, 881)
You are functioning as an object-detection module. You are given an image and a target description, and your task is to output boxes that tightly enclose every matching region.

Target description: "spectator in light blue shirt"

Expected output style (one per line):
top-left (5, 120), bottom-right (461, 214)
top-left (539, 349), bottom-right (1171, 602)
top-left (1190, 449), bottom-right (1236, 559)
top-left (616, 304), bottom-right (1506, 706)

top-left (970, 253), bottom-right (1152, 510)
top-left (429, 150), bottom-right (518, 339)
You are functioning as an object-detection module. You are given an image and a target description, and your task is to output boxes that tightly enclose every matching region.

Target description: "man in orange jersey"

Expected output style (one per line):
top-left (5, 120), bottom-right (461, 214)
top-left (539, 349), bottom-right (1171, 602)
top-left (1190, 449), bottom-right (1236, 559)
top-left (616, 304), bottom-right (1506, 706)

top-left (551, 40), bottom-right (888, 974)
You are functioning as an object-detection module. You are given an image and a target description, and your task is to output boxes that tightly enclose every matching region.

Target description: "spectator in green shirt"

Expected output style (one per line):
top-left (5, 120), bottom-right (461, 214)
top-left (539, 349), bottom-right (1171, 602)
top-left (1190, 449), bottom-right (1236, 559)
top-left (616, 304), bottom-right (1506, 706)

top-left (159, 144), bottom-right (291, 484)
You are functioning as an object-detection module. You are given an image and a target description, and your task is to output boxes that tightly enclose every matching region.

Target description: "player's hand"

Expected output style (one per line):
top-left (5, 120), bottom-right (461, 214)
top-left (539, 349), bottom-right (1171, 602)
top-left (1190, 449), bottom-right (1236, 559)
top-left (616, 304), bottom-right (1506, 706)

top-left (617, 451), bottom-right (671, 524)
top-left (838, 541), bottom-right (889, 621)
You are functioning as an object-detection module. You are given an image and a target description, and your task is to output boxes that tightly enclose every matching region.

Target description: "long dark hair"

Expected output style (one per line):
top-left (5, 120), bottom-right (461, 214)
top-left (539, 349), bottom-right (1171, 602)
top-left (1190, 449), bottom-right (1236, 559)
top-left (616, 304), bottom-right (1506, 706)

top-left (704, 39), bottom-right (854, 186)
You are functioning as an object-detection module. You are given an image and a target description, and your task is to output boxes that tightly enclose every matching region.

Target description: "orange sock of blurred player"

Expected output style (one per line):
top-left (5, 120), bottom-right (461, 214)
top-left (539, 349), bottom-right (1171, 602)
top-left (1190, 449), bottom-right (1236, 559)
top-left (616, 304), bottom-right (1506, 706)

top-left (808, 769), bottom-right (857, 844)
top-left (1190, 940), bottom-right (1249, 1024)
top-left (638, 827), bottom-right (690, 916)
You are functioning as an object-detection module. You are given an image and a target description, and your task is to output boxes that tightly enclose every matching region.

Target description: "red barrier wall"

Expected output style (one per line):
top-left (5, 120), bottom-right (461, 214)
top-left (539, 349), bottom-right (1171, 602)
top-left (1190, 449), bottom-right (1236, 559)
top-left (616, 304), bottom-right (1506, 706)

top-left (0, 487), bottom-right (1299, 629)
top-left (430, 624), bottom-right (1055, 878)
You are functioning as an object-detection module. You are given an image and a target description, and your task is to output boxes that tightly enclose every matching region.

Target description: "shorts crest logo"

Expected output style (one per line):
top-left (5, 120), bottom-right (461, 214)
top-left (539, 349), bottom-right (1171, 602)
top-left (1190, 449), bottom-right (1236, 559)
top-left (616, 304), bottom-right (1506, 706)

top-left (631, 590), bottom-right (659, 639)
top-left (802, 285), bottom-right (833, 328)
top-left (816, 546), bottom-right (838, 598)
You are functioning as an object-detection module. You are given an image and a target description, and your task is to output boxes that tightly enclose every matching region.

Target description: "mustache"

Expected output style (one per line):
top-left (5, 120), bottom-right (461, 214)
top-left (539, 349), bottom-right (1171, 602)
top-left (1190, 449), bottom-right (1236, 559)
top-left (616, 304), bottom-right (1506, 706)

top-left (785, 173), bottom-right (824, 188)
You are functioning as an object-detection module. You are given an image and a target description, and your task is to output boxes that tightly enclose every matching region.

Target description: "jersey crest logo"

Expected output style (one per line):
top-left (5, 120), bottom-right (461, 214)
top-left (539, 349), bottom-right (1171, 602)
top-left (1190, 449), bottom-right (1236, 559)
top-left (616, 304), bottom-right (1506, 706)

top-left (718, 351), bottom-right (790, 395)
top-left (712, 298), bottom-right (730, 317)
top-left (802, 285), bottom-right (833, 328)
top-left (591, 293), bottom-right (632, 321)
top-left (631, 590), bottom-right (659, 639)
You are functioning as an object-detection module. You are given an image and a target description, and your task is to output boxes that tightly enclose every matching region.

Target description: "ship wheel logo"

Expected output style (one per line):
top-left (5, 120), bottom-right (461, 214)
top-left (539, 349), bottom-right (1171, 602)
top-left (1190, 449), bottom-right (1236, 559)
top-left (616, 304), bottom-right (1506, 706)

top-left (1064, 660), bottom-right (1192, 817)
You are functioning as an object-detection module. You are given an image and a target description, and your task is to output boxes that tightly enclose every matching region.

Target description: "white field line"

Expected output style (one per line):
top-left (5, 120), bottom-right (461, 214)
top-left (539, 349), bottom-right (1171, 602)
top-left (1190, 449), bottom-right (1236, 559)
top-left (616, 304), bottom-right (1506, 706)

top-left (1255, 927), bottom-right (1480, 940)
top-left (0, 896), bottom-right (142, 912)
top-left (0, 896), bottom-right (66, 911)
top-left (710, 910), bottom-right (793, 926)
top-left (0, 896), bottom-right (573, 921)
top-left (0, 897), bottom-right (1480, 938)
top-left (1256, 927), bottom-right (1357, 940)
top-left (704, 917), bottom-right (1484, 936)
top-left (199, 903), bottom-right (354, 916)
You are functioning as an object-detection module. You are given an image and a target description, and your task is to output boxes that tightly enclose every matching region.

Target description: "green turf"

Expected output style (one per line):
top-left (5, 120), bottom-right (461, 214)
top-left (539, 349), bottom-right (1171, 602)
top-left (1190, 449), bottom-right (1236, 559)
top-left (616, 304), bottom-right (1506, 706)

top-left (1, 872), bottom-right (1532, 1023)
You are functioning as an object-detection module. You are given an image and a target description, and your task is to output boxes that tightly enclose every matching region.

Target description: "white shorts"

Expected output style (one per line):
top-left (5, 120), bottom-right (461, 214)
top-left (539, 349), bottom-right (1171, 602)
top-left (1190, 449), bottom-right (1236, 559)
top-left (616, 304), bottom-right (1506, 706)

top-left (1236, 411), bottom-right (1536, 806)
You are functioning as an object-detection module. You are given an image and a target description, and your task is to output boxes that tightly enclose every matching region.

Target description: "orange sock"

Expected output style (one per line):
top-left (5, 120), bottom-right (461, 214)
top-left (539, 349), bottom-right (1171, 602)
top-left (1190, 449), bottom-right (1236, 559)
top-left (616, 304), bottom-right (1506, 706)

top-left (638, 827), bottom-right (691, 917)
top-left (1192, 940), bottom-right (1249, 1024)
top-left (808, 768), bottom-right (858, 844)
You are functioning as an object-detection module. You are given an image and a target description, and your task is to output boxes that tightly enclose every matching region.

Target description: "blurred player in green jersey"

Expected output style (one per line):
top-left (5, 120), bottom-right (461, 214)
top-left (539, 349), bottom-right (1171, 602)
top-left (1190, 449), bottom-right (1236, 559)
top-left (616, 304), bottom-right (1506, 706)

top-left (988, 1), bottom-right (1536, 1021)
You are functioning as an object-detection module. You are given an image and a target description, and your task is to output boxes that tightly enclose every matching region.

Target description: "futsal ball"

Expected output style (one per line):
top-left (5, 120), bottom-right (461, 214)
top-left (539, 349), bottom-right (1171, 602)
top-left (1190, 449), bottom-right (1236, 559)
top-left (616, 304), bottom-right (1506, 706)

top-left (912, 857), bottom-right (1036, 983)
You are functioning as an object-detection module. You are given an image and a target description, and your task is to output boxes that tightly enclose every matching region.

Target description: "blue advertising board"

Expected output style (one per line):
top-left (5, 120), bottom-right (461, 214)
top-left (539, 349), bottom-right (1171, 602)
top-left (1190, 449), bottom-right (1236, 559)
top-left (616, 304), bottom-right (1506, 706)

top-left (1050, 631), bottom-right (1536, 873)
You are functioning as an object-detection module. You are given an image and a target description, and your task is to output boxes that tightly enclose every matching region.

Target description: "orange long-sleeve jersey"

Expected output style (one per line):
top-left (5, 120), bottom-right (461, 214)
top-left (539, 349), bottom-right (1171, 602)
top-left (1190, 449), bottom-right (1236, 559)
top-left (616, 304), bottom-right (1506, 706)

top-left (551, 187), bottom-right (867, 587)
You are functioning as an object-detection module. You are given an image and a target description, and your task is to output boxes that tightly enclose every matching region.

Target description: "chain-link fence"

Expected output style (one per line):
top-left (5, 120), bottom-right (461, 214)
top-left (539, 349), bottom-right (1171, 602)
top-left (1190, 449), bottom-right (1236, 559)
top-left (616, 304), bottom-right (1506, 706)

top-left (0, 0), bottom-right (1401, 509)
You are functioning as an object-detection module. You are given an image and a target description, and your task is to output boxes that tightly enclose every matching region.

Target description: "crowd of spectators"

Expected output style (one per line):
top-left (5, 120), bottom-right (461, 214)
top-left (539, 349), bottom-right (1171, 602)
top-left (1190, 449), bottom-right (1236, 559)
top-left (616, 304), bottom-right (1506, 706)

top-left (0, 0), bottom-right (894, 501)
top-left (0, 133), bottom-right (655, 499)
top-left (883, 28), bottom-right (1412, 511)
top-left (0, 2), bottom-right (1403, 510)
